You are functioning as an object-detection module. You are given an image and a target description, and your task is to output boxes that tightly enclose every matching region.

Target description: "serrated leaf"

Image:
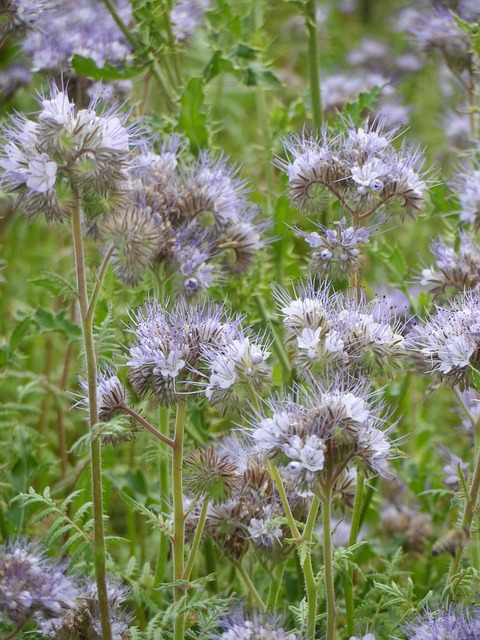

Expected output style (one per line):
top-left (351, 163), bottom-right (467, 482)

top-left (343, 85), bottom-right (383, 125)
top-left (177, 77), bottom-right (209, 151)
top-left (203, 50), bottom-right (235, 83)
top-left (71, 54), bottom-right (146, 81)
top-left (9, 316), bottom-right (33, 352)
top-left (30, 271), bottom-right (77, 300)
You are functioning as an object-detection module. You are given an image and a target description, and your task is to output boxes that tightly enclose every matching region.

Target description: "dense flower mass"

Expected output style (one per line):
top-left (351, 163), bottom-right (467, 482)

top-left (404, 606), bottom-right (480, 640)
top-left (276, 117), bottom-right (429, 220)
top-left (130, 140), bottom-right (270, 294)
top-left (209, 609), bottom-right (300, 640)
top-left (247, 377), bottom-right (394, 496)
top-left (0, 82), bottom-right (141, 223)
top-left (421, 232), bottom-right (480, 298)
top-left (407, 291), bottom-right (480, 388)
top-left (273, 278), bottom-right (406, 377)
top-left (0, 539), bottom-right (78, 627)
top-left (37, 577), bottom-right (131, 640)
top-left (126, 298), bottom-right (271, 407)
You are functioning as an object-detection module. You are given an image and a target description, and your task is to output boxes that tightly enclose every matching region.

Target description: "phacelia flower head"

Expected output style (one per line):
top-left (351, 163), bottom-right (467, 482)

top-left (405, 6), bottom-right (471, 74)
top-left (37, 576), bottom-right (131, 640)
top-left (297, 217), bottom-right (372, 280)
top-left (0, 81), bottom-right (143, 223)
top-left (406, 291), bottom-right (480, 389)
top-left (273, 278), bottom-right (406, 377)
top-left (404, 605), bottom-right (479, 640)
top-left (247, 376), bottom-right (394, 497)
top-left (202, 329), bottom-right (272, 411)
top-left (209, 608), bottom-right (300, 640)
top-left (0, 538), bottom-right (78, 627)
top-left (170, 0), bottom-right (210, 43)
top-left (451, 160), bottom-right (480, 227)
top-left (276, 117), bottom-right (430, 221)
top-left (126, 298), bottom-right (240, 406)
top-left (420, 232), bottom-right (480, 298)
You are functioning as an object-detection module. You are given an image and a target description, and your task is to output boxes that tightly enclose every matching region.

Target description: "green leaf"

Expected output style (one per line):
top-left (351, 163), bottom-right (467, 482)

top-left (343, 85), bottom-right (383, 125)
top-left (30, 271), bottom-right (76, 300)
top-left (9, 316), bottom-right (33, 352)
top-left (177, 77), bottom-right (209, 152)
top-left (203, 51), bottom-right (235, 83)
top-left (471, 366), bottom-right (480, 392)
top-left (71, 54), bottom-right (146, 81)
top-left (31, 308), bottom-right (82, 342)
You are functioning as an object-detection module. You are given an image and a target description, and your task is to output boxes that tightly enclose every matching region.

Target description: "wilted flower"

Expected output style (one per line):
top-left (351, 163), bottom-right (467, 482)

top-left (209, 608), bottom-right (300, 640)
top-left (0, 539), bottom-right (78, 627)
top-left (276, 117), bottom-right (430, 221)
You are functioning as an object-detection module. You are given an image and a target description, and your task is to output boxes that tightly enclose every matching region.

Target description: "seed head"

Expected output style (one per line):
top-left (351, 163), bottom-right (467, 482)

top-left (184, 447), bottom-right (242, 504)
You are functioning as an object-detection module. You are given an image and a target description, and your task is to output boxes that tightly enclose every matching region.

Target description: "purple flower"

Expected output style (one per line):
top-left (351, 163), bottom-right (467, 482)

top-left (0, 539), bottom-right (78, 626)
top-left (209, 608), bottom-right (300, 639)
top-left (404, 606), bottom-right (480, 640)
top-left (276, 117), bottom-right (430, 220)
top-left (170, 0), bottom-right (210, 43)
top-left (407, 291), bottom-right (480, 388)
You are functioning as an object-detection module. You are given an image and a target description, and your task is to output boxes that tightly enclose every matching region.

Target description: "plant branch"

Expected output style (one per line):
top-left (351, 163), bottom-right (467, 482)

top-left (118, 404), bottom-right (174, 448)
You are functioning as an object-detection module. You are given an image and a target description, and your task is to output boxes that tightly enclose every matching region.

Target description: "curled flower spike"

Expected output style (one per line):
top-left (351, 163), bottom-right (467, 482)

top-left (0, 538), bottom-right (78, 628)
top-left (184, 447), bottom-right (242, 504)
top-left (276, 117), bottom-right (430, 221)
top-left (296, 217), bottom-right (373, 280)
top-left (406, 291), bottom-right (480, 389)
top-left (0, 81), bottom-right (143, 223)
top-left (420, 232), bottom-right (480, 298)
top-left (76, 368), bottom-right (126, 423)
top-left (273, 278), bottom-right (406, 377)
top-left (247, 376), bottom-right (395, 497)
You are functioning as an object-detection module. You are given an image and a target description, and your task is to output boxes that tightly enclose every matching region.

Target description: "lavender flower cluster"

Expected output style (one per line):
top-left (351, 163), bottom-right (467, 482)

top-left (126, 298), bottom-right (272, 408)
top-left (131, 137), bottom-right (269, 293)
top-left (274, 278), bottom-right (406, 377)
top-left (0, 539), bottom-right (130, 639)
top-left (277, 117), bottom-right (429, 222)
top-left (0, 83), bottom-right (139, 222)
top-left (249, 377), bottom-right (393, 497)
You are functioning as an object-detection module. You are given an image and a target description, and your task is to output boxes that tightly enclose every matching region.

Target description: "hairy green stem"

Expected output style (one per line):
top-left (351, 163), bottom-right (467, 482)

top-left (173, 402), bottom-right (187, 640)
top-left (86, 245), bottom-right (114, 324)
top-left (118, 404), bottom-right (174, 448)
top-left (183, 498), bottom-right (209, 581)
top-left (154, 406), bottom-right (171, 597)
top-left (235, 560), bottom-right (267, 612)
top-left (304, 0), bottom-right (322, 130)
top-left (267, 560), bottom-right (287, 610)
top-left (71, 202), bottom-right (112, 640)
top-left (265, 460), bottom-right (301, 540)
top-left (304, 496), bottom-right (320, 640)
top-left (254, 295), bottom-right (291, 384)
top-left (322, 482), bottom-right (335, 640)
top-left (344, 468), bottom-right (364, 636)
